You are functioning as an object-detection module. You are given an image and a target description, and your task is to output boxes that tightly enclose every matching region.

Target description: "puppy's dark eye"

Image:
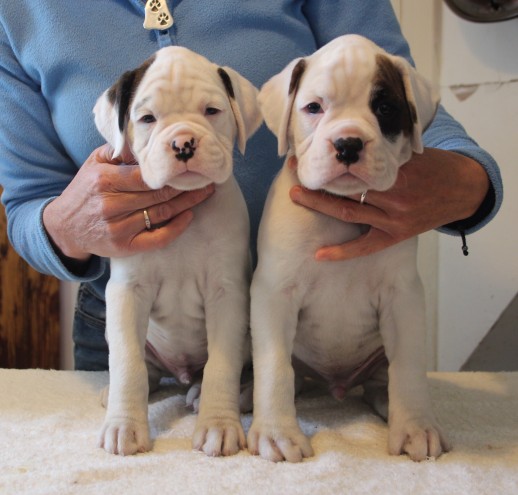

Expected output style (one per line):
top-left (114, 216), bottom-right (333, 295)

top-left (371, 89), bottom-right (407, 140)
top-left (305, 102), bottom-right (322, 114)
top-left (374, 102), bottom-right (397, 117)
top-left (205, 107), bottom-right (220, 116)
top-left (139, 114), bottom-right (156, 124)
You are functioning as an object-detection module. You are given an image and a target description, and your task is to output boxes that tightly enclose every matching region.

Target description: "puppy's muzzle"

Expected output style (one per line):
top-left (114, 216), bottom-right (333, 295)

top-left (333, 137), bottom-right (364, 166)
top-left (172, 137), bottom-right (197, 162)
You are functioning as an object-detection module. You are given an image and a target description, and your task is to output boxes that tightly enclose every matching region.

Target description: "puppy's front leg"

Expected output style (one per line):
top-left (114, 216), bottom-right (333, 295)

top-left (98, 277), bottom-right (154, 456)
top-left (380, 275), bottom-right (450, 461)
top-left (248, 283), bottom-right (313, 462)
top-left (192, 290), bottom-right (249, 457)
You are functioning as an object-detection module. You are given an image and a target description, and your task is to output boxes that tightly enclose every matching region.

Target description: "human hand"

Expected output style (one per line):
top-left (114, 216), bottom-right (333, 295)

top-left (43, 144), bottom-right (215, 264)
top-left (288, 148), bottom-right (489, 261)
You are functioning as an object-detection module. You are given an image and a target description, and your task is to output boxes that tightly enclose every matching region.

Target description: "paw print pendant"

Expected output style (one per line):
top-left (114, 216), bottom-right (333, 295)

top-left (144, 0), bottom-right (174, 30)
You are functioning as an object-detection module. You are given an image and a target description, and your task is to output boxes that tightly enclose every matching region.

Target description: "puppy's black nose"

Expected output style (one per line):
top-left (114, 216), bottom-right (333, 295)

top-left (333, 137), bottom-right (363, 165)
top-left (172, 137), bottom-right (196, 162)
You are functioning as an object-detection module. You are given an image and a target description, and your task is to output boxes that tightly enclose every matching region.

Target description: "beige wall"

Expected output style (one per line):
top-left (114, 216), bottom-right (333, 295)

top-left (393, 1), bottom-right (518, 370)
top-left (392, 0), bottom-right (441, 370)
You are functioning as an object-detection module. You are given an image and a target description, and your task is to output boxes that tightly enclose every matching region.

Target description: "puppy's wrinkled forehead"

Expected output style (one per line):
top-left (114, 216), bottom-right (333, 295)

top-left (136, 49), bottom-right (226, 109)
top-left (303, 41), bottom-right (378, 102)
top-left (296, 38), bottom-right (416, 139)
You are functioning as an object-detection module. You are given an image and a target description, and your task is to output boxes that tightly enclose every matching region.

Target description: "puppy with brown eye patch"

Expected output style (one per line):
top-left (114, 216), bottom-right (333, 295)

top-left (371, 53), bottom-right (418, 141)
top-left (248, 34), bottom-right (450, 463)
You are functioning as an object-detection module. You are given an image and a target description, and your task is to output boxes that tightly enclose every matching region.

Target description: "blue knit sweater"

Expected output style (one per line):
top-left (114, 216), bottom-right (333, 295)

top-left (0, 0), bottom-right (502, 287)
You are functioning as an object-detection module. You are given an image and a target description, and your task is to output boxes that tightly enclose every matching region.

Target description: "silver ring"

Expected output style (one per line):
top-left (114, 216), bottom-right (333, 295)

top-left (360, 191), bottom-right (367, 205)
top-left (143, 209), bottom-right (152, 230)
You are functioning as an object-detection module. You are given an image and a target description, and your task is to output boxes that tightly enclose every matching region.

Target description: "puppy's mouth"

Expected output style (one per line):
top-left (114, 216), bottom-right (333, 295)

top-left (167, 171), bottom-right (214, 191)
top-left (299, 161), bottom-right (370, 195)
top-left (321, 172), bottom-right (369, 196)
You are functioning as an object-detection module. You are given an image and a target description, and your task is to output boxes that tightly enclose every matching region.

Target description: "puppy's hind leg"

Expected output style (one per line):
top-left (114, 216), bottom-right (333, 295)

top-left (362, 364), bottom-right (389, 421)
top-left (186, 380), bottom-right (202, 412)
top-left (238, 362), bottom-right (254, 413)
top-left (146, 359), bottom-right (162, 395)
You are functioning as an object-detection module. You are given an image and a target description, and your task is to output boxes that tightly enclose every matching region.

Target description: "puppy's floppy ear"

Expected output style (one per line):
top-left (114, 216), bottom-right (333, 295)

top-left (217, 67), bottom-right (263, 155)
top-left (389, 56), bottom-right (440, 153)
top-left (258, 58), bottom-right (306, 156)
top-left (93, 55), bottom-right (155, 160)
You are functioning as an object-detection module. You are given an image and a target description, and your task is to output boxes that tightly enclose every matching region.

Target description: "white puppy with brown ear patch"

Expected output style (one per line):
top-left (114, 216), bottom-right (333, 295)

top-left (93, 46), bottom-right (262, 457)
top-left (248, 35), bottom-right (450, 462)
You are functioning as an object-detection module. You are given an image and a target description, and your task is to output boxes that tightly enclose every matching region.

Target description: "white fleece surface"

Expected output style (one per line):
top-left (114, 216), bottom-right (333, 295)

top-left (1, 369), bottom-right (517, 495)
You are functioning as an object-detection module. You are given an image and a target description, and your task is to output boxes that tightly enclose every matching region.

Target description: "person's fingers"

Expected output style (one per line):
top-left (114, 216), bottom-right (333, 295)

top-left (315, 228), bottom-right (398, 261)
top-left (287, 156), bottom-right (297, 170)
top-left (89, 145), bottom-right (216, 222)
top-left (91, 145), bottom-right (153, 194)
top-left (131, 185), bottom-right (216, 231)
top-left (289, 184), bottom-right (407, 261)
top-left (95, 143), bottom-right (137, 166)
top-left (290, 186), bottom-right (391, 230)
top-left (128, 210), bottom-right (195, 254)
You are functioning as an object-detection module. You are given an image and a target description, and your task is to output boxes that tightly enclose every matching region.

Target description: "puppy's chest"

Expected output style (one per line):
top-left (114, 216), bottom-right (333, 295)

top-left (146, 267), bottom-right (210, 375)
top-left (143, 245), bottom-right (238, 378)
top-left (151, 264), bottom-right (207, 324)
top-left (288, 241), bottom-right (419, 382)
top-left (139, 188), bottom-right (249, 375)
top-left (293, 263), bottom-right (383, 372)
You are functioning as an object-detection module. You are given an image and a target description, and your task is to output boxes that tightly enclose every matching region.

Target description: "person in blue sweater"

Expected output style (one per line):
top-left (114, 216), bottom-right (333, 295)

top-left (0, 1), bottom-right (501, 370)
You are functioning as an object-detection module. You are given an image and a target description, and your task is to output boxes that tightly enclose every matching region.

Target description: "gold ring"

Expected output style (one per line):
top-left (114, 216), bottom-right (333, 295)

top-left (143, 209), bottom-right (152, 230)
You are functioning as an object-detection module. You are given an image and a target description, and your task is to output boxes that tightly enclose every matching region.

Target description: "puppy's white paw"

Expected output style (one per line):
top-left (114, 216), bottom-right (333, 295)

top-left (389, 416), bottom-right (450, 461)
top-left (247, 420), bottom-right (314, 462)
top-left (193, 415), bottom-right (246, 457)
top-left (186, 382), bottom-right (202, 412)
top-left (98, 417), bottom-right (151, 456)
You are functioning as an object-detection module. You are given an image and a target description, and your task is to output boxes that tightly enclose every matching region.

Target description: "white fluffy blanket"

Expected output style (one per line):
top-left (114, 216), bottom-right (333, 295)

top-left (1, 369), bottom-right (517, 495)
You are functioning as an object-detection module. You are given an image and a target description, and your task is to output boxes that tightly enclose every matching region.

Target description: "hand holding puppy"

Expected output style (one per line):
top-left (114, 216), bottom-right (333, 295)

top-left (290, 148), bottom-right (489, 260)
top-left (43, 143), bottom-right (214, 265)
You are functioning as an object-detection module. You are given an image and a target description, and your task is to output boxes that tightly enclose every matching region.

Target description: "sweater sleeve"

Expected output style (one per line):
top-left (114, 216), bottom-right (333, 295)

top-left (0, 23), bottom-right (105, 281)
top-left (302, 0), bottom-right (503, 234)
top-left (424, 106), bottom-right (501, 235)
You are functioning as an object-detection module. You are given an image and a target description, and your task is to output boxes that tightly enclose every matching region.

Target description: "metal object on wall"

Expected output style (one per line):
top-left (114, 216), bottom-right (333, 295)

top-left (444, 0), bottom-right (518, 22)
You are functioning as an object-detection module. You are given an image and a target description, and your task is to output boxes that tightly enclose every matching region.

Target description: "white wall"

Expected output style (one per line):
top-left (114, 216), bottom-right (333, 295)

top-left (437, 7), bottom-right (518, 370)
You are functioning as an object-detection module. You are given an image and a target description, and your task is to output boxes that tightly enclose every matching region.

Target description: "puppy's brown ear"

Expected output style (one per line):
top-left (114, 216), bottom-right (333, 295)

top-left (389, 56), bottom-right (440, 153)
top-left (217, 67), bottom-right (263, 155)
top-left (93, 55), bottom-right (155, 160)
top-left (258, 58), bottom-right (306, 156)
